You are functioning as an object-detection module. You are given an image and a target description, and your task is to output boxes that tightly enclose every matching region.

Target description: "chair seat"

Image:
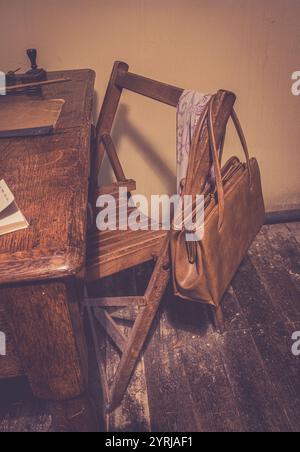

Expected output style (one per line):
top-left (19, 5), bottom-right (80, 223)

top-left (86, 211), bottom-right (168, 281)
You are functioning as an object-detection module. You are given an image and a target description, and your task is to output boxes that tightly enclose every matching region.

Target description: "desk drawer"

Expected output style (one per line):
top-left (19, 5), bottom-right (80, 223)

top-left (0, 303), bottom-right (23, 378)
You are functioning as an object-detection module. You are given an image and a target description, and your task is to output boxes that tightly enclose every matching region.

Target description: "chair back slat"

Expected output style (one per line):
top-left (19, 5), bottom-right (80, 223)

top-left (92, 62), bottom-right (129, 187)
top-left (116, 71), bottom-right (183, 107)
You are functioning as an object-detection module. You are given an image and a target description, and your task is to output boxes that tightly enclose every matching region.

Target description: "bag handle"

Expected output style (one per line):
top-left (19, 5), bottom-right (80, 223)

top-left (207, 95), bottom-right (252, 230)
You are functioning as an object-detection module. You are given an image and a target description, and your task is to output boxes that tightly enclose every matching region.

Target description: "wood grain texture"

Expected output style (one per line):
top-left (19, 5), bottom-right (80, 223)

top-left (88, 269), bottom-right (151, 432)
top-left (0, 70), bottom-right (95, 402)
top-left (116, 71), bottom-right (183, 107)
top-left (0, 303), bottom-right (22, 378)
top-left (0, 69), bottom-right (95, 285)
top-left (0, 378), bottom-right (98, 432)
top-left (92, 61), bottom-right (129, 188)
top-left (248, 224), bottom-right (300, 323)
top-left (94, 308), bottom-right (127, 353)
top-left (0, 98), bottom-right (65, 138)
top-left (1, 279), bottom-right (87, 400)
top-left (109, 240), bottom-right (170, 410)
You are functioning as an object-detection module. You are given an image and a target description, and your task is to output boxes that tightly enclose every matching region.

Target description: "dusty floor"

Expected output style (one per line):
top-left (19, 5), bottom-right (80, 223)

top-left (0, 223), bottom-right (300, 432)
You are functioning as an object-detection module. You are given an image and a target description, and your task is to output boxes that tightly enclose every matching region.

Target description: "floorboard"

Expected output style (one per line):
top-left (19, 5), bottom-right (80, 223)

top-left (249, 225), bottom-right (300, 323)
top-left (166, 296), bottom-right (245, 432)
top-left (217, 329), bottom-right (292, 432)
top-left (144, 305), bottom-right (204, 432)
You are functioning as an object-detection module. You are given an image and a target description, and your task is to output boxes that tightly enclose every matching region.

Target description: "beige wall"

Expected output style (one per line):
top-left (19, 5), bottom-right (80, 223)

top-left (1, 0), bottom-right (300, 210)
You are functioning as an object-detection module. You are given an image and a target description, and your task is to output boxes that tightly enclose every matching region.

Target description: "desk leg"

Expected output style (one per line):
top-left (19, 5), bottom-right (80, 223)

top-left (3, 278), bottom-right (88, 401)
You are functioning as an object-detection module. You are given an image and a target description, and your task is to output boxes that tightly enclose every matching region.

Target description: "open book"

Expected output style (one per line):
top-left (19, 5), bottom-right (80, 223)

top-left (0, 180), bottom-right (29, 236)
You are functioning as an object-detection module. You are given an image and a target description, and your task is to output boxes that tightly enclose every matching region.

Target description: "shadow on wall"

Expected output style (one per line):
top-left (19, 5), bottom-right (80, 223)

top-left (99, 104), bottom-right (176, 195)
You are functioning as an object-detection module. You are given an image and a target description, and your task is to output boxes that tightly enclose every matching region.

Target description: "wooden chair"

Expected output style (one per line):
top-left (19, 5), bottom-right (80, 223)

top-left (85, 61), bottom-right (236, 411)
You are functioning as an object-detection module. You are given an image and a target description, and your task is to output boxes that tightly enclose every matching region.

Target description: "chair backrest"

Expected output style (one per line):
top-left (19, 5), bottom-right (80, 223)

top-left (91, 61), bottom-right (236, 196)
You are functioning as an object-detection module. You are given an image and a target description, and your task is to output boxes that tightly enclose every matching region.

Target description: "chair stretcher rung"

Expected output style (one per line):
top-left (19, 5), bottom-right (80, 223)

top-left (94, 308), bottom-right (127, 353)
top-left (85, 297), bottom-right (146, 307)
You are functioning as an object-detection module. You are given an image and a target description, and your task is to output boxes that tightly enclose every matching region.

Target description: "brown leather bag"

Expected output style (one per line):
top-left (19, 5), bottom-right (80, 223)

top-left (171, 95), bottom-right (265, 307)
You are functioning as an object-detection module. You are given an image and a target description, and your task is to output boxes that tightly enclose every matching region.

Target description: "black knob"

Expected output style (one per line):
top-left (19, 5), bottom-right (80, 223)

top-left (27, 49), bottom-right (38, 70)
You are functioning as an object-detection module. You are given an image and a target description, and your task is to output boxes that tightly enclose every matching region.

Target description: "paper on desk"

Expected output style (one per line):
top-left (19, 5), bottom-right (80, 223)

top-left (0, 179), bottom-right (15, 213)
top-left (0, 179), bottom-right (29, 236)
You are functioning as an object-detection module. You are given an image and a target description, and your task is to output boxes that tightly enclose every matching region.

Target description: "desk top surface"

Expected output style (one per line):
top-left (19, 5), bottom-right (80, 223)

top-left (0, 69), bottom-right (95, 286)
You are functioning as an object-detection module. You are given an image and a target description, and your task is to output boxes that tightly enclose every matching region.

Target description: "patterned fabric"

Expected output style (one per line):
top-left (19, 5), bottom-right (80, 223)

top-left (176, 90), bottom-right (211, 194)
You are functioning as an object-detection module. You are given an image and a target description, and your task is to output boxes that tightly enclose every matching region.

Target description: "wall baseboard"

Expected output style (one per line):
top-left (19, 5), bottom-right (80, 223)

top-left (265, 209), bottom-right (300, 225)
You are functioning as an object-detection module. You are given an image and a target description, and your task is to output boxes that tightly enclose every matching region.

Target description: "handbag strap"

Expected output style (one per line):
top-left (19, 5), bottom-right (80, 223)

top-left (207, 95), bottom-right (252, 230)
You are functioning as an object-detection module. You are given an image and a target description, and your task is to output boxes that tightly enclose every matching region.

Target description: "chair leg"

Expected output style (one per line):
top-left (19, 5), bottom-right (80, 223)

top-left (85, 238), bottom-right (170, 412)
top-left (109, 256), bottom-right (170, 410)
top-left (211, 304), bottom-right (225, 334)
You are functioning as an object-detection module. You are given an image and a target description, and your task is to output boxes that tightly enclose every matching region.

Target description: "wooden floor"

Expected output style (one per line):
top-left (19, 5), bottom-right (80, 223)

top-left (0, 223), bottom-right (300, 432)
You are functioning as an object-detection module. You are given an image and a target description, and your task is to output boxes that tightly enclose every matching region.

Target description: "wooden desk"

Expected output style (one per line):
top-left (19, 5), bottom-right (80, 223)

top-left (0, 70), bottom-right (95, 401)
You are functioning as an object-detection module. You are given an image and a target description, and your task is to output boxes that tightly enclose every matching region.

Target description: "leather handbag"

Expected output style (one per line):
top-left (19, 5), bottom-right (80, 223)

top-left (171, 95), bottom-right (265, 307)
